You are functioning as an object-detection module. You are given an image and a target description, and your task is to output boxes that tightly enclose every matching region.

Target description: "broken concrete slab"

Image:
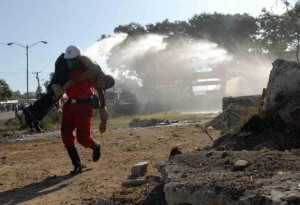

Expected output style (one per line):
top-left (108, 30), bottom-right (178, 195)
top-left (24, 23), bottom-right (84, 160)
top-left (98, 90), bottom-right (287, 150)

top-left (265, 59), bottom-right (300, 113)
top-left (265, 59), bottom-right (300, 125)
top-left (221, 95), bottom-right (262, 135)
top-left (222, 95), bottom-right (263, 111)
top-left (130, 161), bottom-right (149, 179)
top-left (232, 160), bottom-right (250, 171)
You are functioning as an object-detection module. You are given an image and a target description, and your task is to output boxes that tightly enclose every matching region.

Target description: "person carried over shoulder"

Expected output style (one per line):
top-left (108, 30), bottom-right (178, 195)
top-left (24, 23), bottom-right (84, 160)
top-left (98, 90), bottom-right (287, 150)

top-left (61, 45), bottom-right (115, 175)
top-left (22, 45), bottom-right (109, 133)
top-left (52, 45), bottom-right (114, 133)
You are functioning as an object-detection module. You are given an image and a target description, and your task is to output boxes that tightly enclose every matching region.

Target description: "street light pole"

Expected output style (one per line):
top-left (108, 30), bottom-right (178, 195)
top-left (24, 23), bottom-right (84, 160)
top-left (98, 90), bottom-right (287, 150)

top-left (26, 45), bottom-right (29, 103)
top-left (7, 41), bottom-right (47, 104)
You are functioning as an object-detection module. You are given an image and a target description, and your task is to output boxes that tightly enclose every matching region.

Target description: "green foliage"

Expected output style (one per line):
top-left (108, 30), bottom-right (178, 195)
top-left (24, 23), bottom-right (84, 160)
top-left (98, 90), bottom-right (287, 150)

top-left (39, 110), bottom-right (62, 130)
top-left (114, 23), bottom-right (146, 36)
top-left (43, 72), bottom-right (54, 90)
top-left (146, 19), bottom-right (190, 37)
top-left (256, 10), bottom-right (298, 56)
top-left (36, 85), bottom-right (43, 97)
top-left (107, 110), bottom-right (208, 127)
top-left (4, 117), bottom-right (21, 127)
top-left (11, 90), bottom-right (22, 100)
top-left (0, 109), bottom-right (62, 135)
top-left (109, 6), bottom-right (300, 60)
top-left (113, 13), bottom-right (257, 54)
top-left (188, 13), bottom-right (257, 51)
top-left (0, 79), bottom-right (13, 102)
top-left (10, 90), bottom-right (35, 100)
top-left (0, 115), bottom-right (23, 137)
top-left (254, 0), bottom-right (300, 59)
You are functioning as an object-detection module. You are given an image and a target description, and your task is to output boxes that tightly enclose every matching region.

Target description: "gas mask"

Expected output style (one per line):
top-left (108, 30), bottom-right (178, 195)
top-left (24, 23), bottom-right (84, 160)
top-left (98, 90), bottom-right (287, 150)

top-left (67, 58), bottom-right (79, 69)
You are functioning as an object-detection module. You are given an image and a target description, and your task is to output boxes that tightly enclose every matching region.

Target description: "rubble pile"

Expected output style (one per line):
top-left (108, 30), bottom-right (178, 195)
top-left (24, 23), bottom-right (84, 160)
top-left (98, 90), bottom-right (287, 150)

top-left (213, 59), bottom-right (300, 151)
top-left (129, 118), bottom-right (170, 127)
top-left (158, 59), bottom-right (300, 205)
top-left (161, 150), bottom-right (300, 205)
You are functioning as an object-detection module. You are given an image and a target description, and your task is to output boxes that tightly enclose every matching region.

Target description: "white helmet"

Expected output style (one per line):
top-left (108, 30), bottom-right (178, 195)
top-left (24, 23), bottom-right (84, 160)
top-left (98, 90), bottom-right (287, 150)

top-left (64, 45), bottom-right (82, 59)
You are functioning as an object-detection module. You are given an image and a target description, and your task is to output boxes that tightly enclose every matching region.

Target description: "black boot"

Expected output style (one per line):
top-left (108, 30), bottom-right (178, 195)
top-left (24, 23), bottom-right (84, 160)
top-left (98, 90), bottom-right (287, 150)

top-left (33, 121), bottom-right (42, 133)
top-left (22, 107), bottom-right (34, 129)
top-left (67, 146), bottom-right (82, 175)
top-left (90, 141), bottom-right (101, 162)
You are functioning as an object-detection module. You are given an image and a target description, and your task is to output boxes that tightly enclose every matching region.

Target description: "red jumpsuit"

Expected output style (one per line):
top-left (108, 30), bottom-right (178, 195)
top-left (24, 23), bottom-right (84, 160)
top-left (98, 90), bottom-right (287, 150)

top-left (61, 65), bottom-right (94, 148)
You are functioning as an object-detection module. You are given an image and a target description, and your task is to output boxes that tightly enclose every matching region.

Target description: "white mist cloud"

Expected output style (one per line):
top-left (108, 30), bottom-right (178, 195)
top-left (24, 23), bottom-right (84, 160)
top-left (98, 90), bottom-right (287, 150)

top-left (85, 33), bottom-right (128, 57)
top-left (180, 40), bottom-right (233, 68)
top-left (84, 32), bottom-right (273, 111)
top-left (84, 33), bottom-right (128, 75)
top-left (119, 34), bottom-right (168, 61)
top-left (225, 58), bottom-right (272, 96)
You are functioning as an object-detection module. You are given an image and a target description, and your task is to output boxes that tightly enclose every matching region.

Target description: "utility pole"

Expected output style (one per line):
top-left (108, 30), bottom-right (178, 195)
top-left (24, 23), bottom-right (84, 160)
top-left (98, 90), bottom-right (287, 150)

top-left (33, 71), bottom-right (42, 96)
top-left (32, 71), bottom-right (42, 88)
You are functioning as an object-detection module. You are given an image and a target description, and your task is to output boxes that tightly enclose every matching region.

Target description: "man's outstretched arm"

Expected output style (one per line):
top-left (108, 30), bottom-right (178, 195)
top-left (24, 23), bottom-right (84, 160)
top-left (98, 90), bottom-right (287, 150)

top-left (94, 80), bottom-right (108, 133)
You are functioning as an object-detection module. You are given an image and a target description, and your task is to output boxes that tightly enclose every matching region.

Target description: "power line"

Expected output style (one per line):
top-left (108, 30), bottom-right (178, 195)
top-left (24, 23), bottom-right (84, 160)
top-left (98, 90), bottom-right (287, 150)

top-left (0, 71), bottom-right (26, 73)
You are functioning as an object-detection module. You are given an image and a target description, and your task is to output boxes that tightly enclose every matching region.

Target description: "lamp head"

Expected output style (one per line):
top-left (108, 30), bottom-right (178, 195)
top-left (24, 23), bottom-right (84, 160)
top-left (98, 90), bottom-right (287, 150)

top-left (7, 43), bottom-right (13, 46)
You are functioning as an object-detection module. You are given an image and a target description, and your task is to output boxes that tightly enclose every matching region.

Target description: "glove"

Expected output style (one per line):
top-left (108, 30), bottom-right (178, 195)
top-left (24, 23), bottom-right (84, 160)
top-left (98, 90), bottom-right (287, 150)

top-left (99, 121), bottom-right (107, 133)
top-left (51, 84), bottom-right (64, 100)
top-left (99, 107), bottom-right (108, 122)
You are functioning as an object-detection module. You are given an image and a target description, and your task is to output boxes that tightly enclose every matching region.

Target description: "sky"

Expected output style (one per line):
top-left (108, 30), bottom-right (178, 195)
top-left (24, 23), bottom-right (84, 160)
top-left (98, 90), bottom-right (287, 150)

top-left (0, 0), bottom-right (287, 94)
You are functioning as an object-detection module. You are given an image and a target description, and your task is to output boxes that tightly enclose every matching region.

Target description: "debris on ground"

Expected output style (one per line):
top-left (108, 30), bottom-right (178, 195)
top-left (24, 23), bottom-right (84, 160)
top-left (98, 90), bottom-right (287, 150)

top-left (158, 59), bottom-right (300, 205)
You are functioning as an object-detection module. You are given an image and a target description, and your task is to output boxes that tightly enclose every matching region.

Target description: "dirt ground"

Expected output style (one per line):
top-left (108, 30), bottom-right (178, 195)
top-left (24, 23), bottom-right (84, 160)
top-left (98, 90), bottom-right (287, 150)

top-left (167, 150), bottom-right (300, 203)
top-left (0, 114), bottom-right (219, 205)
top-left (1, 113), bottom-right (299, 205)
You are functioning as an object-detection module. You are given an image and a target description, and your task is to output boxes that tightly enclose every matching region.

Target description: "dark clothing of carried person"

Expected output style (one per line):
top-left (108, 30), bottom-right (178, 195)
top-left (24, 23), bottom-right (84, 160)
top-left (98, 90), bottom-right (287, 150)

top-left (22, 53), bottom-right (69, 130)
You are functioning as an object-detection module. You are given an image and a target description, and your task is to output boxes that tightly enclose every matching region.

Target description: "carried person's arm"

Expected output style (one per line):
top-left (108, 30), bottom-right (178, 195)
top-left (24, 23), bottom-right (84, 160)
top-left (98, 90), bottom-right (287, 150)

top-left (52, 56), bottom-right (105, 100)
top-left (62, 55), bottom-right (105, 91)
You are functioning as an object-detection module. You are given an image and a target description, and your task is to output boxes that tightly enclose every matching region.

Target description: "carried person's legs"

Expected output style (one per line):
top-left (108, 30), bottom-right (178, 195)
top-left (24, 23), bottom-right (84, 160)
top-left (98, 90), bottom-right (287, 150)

top-left (22, 53), bottom-right (70, 131)
top-left (22, 90), bottom-right (56, 131)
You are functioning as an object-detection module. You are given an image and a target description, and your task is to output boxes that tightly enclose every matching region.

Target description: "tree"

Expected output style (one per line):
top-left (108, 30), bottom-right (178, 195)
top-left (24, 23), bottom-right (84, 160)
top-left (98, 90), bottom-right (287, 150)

top-left (114, 23), bottom-right (146, 35)
top-left (11, 90), bottom-right (22, 100)
top-left (255, 1), bottom-right (300, 60)
top-left (146, 19), bottom-right (190, 37)
top-left (44, 72), bottom-right (54, 90)
top-left (188, 13), bottom-right (257, 53)
top-left (36, 86), bottom-right (43, 97)
top-left (0, 79), bottom-right (13, 102)
top-left (280, 0), bottom-right (300, 61)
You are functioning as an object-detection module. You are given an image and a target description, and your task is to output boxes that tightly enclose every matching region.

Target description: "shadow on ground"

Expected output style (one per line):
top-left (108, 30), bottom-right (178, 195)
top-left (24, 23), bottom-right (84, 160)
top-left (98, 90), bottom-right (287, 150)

top-left (0, 174), bottom-right (74, 205)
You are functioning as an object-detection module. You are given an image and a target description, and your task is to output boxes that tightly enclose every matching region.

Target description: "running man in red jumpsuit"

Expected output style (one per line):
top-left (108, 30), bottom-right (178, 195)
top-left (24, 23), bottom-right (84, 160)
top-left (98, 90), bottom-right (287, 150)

top-left (61, 45), bottom-right (115, 175)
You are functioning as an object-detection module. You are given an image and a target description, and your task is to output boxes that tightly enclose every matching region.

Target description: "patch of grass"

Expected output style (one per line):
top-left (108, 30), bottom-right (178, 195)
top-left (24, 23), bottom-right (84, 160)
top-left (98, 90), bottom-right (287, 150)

top-left (92, 110), bottom-right (193, 129)
top-left (4, 117), bottom-right (21, 127)
top-left (0, 116), bottom-right (23, 136)
top-left (39, 110), bottom-right (62, 131)
top-left (1, 110), bottom-right (211, 136)
top-left (92, 110), bottom-right (181, 128)
top-left (0, 109), bottom-right (62, 135)
top-left (107, 110), bottom-right (208, 127)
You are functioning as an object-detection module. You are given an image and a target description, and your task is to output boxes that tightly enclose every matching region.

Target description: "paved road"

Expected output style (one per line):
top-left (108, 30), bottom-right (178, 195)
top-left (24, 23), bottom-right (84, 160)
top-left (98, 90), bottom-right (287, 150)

top-left (0, 111), bottom-right (21, 120)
